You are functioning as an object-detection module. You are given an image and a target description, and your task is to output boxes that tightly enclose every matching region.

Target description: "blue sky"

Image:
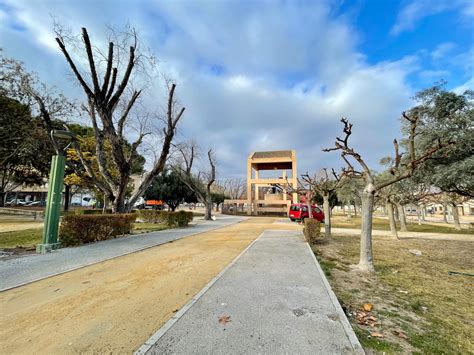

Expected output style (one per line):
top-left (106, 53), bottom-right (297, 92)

top-left (1, 0), bottom-right (472, 178)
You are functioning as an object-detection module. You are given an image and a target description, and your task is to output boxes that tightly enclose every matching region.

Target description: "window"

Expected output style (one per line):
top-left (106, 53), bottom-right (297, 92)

top-left (290, 205), bottom-right (300, 211)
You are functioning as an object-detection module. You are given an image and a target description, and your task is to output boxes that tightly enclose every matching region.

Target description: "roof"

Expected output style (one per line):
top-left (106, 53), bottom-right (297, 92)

top-left (251, 150), bottom-right (293, 159)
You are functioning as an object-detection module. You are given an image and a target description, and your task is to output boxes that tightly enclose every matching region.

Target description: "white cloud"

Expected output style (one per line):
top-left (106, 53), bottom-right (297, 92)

top-left (431, 42), bottom-right (456, 60)
top-left (391, 0), bottom-right (473, 35)
top-left (2, 0), bottom-right (419, 177)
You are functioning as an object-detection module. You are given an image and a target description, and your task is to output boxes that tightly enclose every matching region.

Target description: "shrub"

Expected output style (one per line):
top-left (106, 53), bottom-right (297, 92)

top-left (59, 214), bottom-right (136, 246)
top-left (303, 219), bottom-right (321, 244)
top-left (137, 210), bottom-right (193, 227)
top-left (136, 210), bottom-right (166, 223)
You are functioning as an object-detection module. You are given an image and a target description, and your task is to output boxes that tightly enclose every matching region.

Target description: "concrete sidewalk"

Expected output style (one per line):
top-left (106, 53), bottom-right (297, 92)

top-left (138, 230), bottom-right (363, 354)
top-left (0, 215), bottom-right (246, 291)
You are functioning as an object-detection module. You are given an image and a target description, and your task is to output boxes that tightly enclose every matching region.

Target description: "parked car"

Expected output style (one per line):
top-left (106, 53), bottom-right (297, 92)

top-left (25, 201), bottom-right (46, 207)
top-left (289, 203), bottom-right (324, 222)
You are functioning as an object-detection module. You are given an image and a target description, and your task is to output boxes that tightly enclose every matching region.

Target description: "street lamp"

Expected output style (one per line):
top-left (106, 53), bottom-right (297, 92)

top-left (36, 129), bottom-right (75, 254)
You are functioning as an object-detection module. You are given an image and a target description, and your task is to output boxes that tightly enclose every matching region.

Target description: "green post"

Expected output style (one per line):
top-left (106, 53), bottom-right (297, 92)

top-left (36, 154), bottom-right (66, 253)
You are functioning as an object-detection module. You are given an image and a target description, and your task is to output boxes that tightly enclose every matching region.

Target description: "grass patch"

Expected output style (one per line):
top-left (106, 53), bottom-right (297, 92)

top-left (331, 216), bottom-right (473, 235)
top-left (133, 223), bottom-right (170, 233)
top-left (0, 222), bottom-right (172, 249)
top-left (354, 327), bottom-right (402, 353)
top-left (312, 233), bottom-right (474, 353)
top-left (0, 228), bottom-right (43, 248)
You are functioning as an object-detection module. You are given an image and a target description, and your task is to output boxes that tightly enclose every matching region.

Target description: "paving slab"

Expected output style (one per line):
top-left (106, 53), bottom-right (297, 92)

top-left (139, 230), bottom-right (363, 354)
top-left (0, 215), bottom-right (247, 291)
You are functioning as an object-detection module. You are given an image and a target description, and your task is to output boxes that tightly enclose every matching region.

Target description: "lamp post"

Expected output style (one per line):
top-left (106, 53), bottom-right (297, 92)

top-left (36, 130), bottom-right (75, 254)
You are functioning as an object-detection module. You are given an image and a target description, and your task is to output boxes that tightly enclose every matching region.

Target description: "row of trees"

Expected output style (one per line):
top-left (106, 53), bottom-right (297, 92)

top-left (302, 84), bottom-right (472, 273)
top-left (1, 26), bottom-right (227, 220)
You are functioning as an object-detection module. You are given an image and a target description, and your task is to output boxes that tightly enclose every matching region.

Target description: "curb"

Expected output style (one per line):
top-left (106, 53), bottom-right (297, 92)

top-left (305, 241), bottom-right (365, 354)
top-left (134, 231), bottom-right (265, 355)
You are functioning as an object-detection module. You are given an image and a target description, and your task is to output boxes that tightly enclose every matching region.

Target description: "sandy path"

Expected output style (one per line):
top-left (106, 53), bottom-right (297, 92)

top-left (0, 218), bottom-right (300, 354)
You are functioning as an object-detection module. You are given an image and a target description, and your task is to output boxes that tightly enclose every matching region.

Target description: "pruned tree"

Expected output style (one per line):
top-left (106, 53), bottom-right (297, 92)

top-left (55, 27), bottom-right (185, 212)
top-left (324, 113), bottom-right (454, 272)
top-left (174, 142), bottom-right (216, 220)
top-left (301, 168), bottom-right (345, 238)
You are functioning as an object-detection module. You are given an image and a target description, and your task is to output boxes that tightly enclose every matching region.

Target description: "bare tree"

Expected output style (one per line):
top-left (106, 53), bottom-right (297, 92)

top-left (174, 143), bottom-right (216, 220)
top-left (324, 114), bottom-right (453, 272)
top-left (220, 178), bottom-right (247, 200)
top-left (301, 168), bottom-right (345, 238)
top-left (55, 27), bottom-right (185, 212)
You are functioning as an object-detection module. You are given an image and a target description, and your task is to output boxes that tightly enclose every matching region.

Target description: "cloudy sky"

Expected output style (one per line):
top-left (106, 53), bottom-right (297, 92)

top-left (1, 0), bottom-right (472, 178)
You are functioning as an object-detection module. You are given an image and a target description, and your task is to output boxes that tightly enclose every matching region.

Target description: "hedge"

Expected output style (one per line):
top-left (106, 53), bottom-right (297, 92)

top-left (137, 210), bottom-right (193, 227)
top-left (303, 219), bottom-right (322, 244)
top-left (59, 214), bottom-right (136, 246)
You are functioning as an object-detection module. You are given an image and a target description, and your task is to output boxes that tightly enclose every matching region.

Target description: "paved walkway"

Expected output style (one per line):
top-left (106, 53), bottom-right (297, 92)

top-left (138, 230), bottom-right (363, 354)
top-left (0, 215), bottom-right (246, 291)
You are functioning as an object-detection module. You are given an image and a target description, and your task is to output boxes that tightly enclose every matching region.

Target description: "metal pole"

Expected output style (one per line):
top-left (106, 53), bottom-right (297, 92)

top-left (36, 154), bottom-right (66, 253)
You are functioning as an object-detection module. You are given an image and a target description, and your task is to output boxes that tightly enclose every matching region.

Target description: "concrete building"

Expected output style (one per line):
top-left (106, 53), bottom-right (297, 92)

top-left (223, 150), bottom-right (298, 216)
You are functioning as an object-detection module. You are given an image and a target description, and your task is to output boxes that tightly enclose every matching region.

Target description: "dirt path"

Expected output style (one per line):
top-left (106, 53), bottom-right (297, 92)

top-left (0, 218), bottom-right (299, 354)
top-left (332, 227), bottom-right (473, 241)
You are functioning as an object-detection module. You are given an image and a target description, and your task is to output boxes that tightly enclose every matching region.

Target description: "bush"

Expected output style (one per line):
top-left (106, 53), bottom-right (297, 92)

top-left (59, 214), bottom-right (136, 246)
top-left (136, 210), bottom-right (193, 227)
top-left (136, 210), bottom-right (166, 223)
top-left (303, 219), bottom-right (321, 244)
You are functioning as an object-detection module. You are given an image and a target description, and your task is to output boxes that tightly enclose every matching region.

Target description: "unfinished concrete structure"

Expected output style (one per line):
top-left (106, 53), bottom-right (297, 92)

top-left (246, 150), bottom-right (298, 215)
top-left (222, 150), bottom-right (299, 215)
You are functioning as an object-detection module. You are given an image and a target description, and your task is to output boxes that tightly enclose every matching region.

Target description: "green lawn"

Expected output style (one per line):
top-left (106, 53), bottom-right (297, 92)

top-left (0, 228), bottom-right (43, 249)
top-left (331, 215), bottom-right (473, 235)
top-left (0, 222), bottom-right (172, 249)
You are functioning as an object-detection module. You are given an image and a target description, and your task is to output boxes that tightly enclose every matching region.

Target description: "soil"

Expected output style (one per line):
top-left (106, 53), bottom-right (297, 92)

top-left (312, 233), bottom-right (474, 353)
top-left (0, 217), bottom-right (300, 354)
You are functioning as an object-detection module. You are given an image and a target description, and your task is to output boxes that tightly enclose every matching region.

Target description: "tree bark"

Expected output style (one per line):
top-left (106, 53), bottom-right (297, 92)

top-left (353, 203), bottom-right (357, 217)
top-left (0, 192), bottom-right (5, 207)
top-left (357, 185), bottom-right (375, 272)
top-left (442, 204), bottom-right (448, 223)
top-left (450, 203), bottom-right (461, 230)
top-left (386, 202), bottom-right (398, 239)
top-left (323, 192), bottom-right (331, 238)
top-left (64, 184), bottom-right (70, 211)
top-left (346, 199), bottom-right (352, 219)
top-left (204, 195), bottom-right (213, 220)
top-left (421, 204), bottom-right (426, 221)
top-left (397, 204), bottom-right (407, 232)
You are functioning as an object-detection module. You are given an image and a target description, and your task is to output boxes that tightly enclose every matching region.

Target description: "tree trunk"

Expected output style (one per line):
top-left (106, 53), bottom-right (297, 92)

top-left (421, 204), bottom-right (426, 221)
top-left (204, 194), bottom-right (213, 220)
top-left (397, 204), bottom-right (407, 232)
top-left (442, 204), bottom-right (448, 223)
top-left (353, 203), bottom-right (357, 217)
top-left (417, 208), bottom-right (422, 225)
top-left (323, 192), bottom-right (331, 238)
top-left (450, 203), bottom-right (461, 230)
top-left (346, 200), bottom-right (352, 219)
top-left (386, 202), bottom-right (398, 239)
top-left (0, 192), bottom-right (5, 207)
top-left (358, 185), bottom-right (375, 272)
top-left (64, 184), bottom-right (70, 211)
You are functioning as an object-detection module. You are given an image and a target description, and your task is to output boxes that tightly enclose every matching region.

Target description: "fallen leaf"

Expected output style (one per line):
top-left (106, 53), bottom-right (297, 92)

top-left (371, 332), bottom-right (384, 338)
top-left (363, 303), bottom-right (373, 312)
top-left (393, 330), bottom-right (408, 339)
top-left (218, 314), bottom-right (231, 325)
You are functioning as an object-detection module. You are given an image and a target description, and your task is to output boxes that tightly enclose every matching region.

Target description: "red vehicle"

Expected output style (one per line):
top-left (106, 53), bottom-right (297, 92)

top-left (289, 203), bottom-right (324, 222)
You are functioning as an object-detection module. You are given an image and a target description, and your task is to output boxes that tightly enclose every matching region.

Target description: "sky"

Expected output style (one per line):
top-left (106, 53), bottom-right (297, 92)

top-left (1, 0), bottom-right (473, 179)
